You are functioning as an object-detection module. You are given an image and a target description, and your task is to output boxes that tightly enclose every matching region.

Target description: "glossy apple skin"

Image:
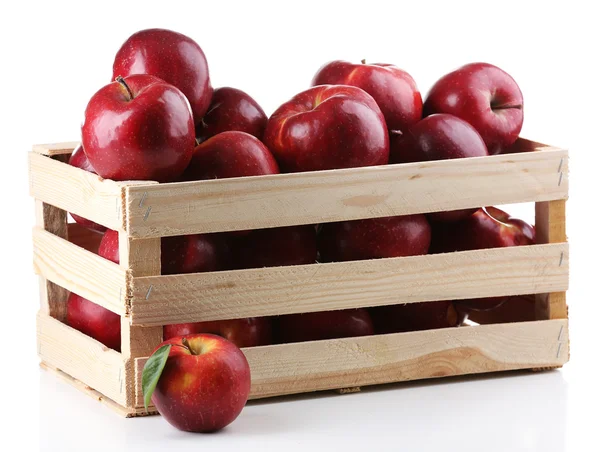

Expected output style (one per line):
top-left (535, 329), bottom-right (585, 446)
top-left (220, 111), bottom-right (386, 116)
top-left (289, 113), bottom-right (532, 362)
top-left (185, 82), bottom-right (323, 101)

top-left (275, 309), bottom-right (374, 343)
top-left (264, 85), bottom-right (389, 172)
top-left (113, 28), bottom-right (212, 123)
top-left (67, 292), bottom-right (120, 351)
top-left (67, 145), bottom-right (106, 232)
top-left (423, 63), bottom-right (524, 155)
top-left (234, 225), bottom-right (317, 269)
top-left (390, 114), bottom-right (489, 222)
top-left (312, 60), bottom-right (422, 133)
top-left (99, 229), bottom-right (229, 274)
top-left (196, 87), bottom-right (267, 142)
top-left (152, 334), bottom-right (251, 432)
top-left (430, 206), bottom-right (535, 254)
top-left (182, 131), bottom-right (279, 181)
top-left (370, 301), bottom-right (458, 334)
top-left (318, 215), bottom-right (431, 262)
top-left (456, 294), bottom-right (536, 324)
top-left (163, 317), bottom-right (272, 347)
top-left (82, 74), bottom-right (195, 182)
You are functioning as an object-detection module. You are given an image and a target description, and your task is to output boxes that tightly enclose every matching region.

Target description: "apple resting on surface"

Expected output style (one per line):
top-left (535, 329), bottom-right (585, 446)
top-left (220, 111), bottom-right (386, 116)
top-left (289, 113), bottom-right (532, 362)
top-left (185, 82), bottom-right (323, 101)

top-left (182, 131), bottom-right (279, 181)
top-left (318, 215), bottom-right (431, 262)
top-left (67, 292), bottom-right (121, 351)
top-left (312, 60), bottom-right (422, 133)
top-left (67, 145), bottom-right (106, 232)
top-left (234, 225), bottom-right (317, 269)
top-left (370, 301), bottom-right (458, 334)
top-left (423, 62), bottom-right (524, 155)
top-left (147, 334), bottom-right (251, 432)
top-left (456, 294), bottom-right (537, 324)
top-left (390, 113), bottom-right (488, 222)
top-left (99, 229), bottom-right (229, 274)
top-left (164, 317), bottom-right (272, 347)
top-left (196, 87), bottom-right (267, 142)
top-left (264, 85), bottom-right (389, 172)
top-left (113, 28), bottom-right (212, 123)
top-left (275, 309), bottom-right (374, 343)
top-left (82, 74), bottom-right (195, 182)
top-left (430, 206), bottom-right (535, 254)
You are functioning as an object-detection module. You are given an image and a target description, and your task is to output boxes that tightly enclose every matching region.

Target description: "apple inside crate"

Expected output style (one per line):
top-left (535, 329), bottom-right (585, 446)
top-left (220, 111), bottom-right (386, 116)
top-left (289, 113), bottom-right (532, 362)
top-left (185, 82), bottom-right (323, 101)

top-left (30, 139), bottom-right (569, 417)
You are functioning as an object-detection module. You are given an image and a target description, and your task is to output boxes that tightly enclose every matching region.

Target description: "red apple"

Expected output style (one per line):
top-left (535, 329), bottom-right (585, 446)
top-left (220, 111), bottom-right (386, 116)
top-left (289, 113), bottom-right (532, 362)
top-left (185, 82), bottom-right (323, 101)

top-left (423, 63), bottom-right (524, 155)
top-left (430, 206), bottom-right (535, 254)
top-left (67, 145), bottom-right (106, 232)
top-left (164, 317), bottom-right (272, 347)
top-left (149, 334), bottom-right (251, 432)
top-left (456, 294), bottom-right (536, 324)
top-left (370, 301), bottom-right (458, 334)
top-left (113, 28), bottom-right (212, 123)
top-left (318, 215), bottom-right (431, 262)
top-left (275, 309), bottom-right (374, 343)
top-left (66, 292), bottom-right (120, 351)
top-left (82, 74), bottom-right (195, 182)
top-left (234, 225), bottom-right (317, 269)
top-left (312, 60), bottom-right (422, 133)
top-left (390, 113), bottom-right (489, 222)
top-left (196, 87), bottom-right (267, 142)
top-left (182, 131), bottom-right (279, 181)
top-left (264, 85), bottom-right (389, 172)
top-left (99, 229), bottom-right (229, 274)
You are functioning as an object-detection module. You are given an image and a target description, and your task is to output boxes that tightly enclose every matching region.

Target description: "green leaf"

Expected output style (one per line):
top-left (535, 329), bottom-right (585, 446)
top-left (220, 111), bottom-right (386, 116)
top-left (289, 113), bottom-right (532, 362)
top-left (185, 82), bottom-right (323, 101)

top-left (142, 344), bottom-right (172, 412)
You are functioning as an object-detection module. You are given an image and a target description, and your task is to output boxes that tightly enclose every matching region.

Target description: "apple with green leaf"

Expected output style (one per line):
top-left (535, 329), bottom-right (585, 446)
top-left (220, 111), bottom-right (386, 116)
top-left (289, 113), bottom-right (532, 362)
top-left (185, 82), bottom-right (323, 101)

top-left (143, 334), bottom-right (251, 432)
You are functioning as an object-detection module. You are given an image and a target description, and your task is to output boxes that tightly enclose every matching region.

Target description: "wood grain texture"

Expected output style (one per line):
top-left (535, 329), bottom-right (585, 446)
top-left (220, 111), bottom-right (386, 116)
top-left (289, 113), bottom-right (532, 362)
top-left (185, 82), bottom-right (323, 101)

top-left (124, 142), bottom-right (568, 237)
top-left (134, 319), bottom-right (568, 401)
top-left (35, 199), bottom-right (69, 321)
top-left (67, 222), bottom-right (104, 253)
top-left (32, 227), bottom-right (128, 315)
top-left (535, 200), bottom-right (568, 320)
top-left (130, 243), bottom-right (569, 326)
top-left (32, 142), bottom-right (79, 156)
top-left (29, 152), bottom-right (124, 231)
top-left (37, 312), bottom-right (127, 406)
top-left (119, 234), bottom-right (163, 408)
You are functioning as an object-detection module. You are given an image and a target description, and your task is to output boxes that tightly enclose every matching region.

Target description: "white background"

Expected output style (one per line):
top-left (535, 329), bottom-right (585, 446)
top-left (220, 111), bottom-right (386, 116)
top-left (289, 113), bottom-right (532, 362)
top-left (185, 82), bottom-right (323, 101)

top-left (1, 1), bottom-right (599, 450)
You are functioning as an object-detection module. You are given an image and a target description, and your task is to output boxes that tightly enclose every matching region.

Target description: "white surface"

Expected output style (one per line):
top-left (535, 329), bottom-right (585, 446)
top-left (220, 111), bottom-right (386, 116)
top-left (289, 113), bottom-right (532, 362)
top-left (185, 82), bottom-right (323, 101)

top-left (1, 1), bottom-right (599, 450)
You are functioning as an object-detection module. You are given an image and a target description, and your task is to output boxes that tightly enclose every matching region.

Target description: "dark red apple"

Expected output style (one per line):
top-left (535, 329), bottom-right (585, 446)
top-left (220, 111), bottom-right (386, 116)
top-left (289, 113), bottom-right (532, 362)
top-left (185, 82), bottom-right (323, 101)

top-left (149, 334), bottom-right (251, 432)
top-left (164, 317), bottom-right (272, 347)
top-left (430, 206), bottom-right (535, 254)
top-left (456, 294), bottom-right (536, 324)
top-left (66, 292), bottom-right (120, 351)
top-left (390, 113), bottom-right (488, 222)
top-left (196, 87), bottom-right (267, 142)
top-left (67, 145), bottom-right (106, 232)
top-left (82, 74), bottom-right (195, 182)
top-left (370, 301), bottom-right (458, 334)
top-left (423, 63), bottom-right (524, 155)
top-left (182, 131), bottom-right (279, 181)
top-left (113, 28), bottom-right (212, 123)
top-left (234, 225), bottom-right (317, 269)
top-left (264, 85), bottom-right (389, 172)
top-left (275, 309), bottom-right (374, 343)
top-left (318, 215), bottom-right (431, 262)
top-left (99, 229), bottom-right (229, 274)
top-left (312, 60), bottom-right (422, 133)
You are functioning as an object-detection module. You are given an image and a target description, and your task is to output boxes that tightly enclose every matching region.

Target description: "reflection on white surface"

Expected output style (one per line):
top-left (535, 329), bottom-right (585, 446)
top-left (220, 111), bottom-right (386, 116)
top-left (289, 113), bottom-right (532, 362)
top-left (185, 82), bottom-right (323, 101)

top-left (39, 368), bottom-right (567, 452)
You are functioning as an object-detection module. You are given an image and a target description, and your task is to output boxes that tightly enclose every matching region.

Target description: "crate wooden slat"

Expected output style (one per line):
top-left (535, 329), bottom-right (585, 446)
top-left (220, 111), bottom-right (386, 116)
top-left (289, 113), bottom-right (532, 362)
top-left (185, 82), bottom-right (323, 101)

top-left (129, 243), bottom-right (568, 326)
top-left (134, 319), bottom-right (568, 403)
top-left (123, 141), bottom-right (568, 238)
top-left (37, 311), bottom-right (127, 406)
top-left (32, 141), bottom-right (81, 156)
top-left (32, 227), bottom-right (128, 316)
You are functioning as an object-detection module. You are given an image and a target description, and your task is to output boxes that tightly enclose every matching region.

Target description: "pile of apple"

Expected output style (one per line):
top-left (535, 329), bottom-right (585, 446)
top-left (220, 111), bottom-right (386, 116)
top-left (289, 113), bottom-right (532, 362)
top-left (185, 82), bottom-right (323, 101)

top-left (63, 28), bottom-right (536, 432)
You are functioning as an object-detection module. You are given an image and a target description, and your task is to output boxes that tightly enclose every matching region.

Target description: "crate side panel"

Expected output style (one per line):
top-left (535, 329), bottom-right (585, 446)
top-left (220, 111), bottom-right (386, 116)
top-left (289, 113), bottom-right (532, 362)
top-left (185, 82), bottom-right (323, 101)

top-left (130, 243), bottom-right (568, 326)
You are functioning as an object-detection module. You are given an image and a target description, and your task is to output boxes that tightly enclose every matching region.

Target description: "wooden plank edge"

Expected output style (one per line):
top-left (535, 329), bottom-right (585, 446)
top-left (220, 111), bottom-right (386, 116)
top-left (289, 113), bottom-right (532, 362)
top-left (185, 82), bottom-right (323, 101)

top-left (134, 319), bottom-right (569, 402)
top-left (129, 242), bottom-right (569, 325)
top-left (32, 142), bottom-right (79, 156)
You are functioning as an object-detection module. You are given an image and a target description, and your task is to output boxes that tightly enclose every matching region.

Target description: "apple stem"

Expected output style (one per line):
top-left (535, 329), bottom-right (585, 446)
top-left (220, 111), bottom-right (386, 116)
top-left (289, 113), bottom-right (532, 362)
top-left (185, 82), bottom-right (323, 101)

top-left (181, 337), bottom-right (196, 355)
top-left (195, 138), bottom-right (201, 147)
top-left (361, 59), bottom-right (366, 64)
top-left (491, 103), bottom-right (523, 111)
top-left (115, 76), bottom-right (134, 101)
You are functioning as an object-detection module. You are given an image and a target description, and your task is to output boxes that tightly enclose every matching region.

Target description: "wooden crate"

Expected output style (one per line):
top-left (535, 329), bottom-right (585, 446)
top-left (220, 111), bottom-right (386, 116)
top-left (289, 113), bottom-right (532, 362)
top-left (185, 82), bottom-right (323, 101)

top-left (29, 139), bottom-right (569, 417)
